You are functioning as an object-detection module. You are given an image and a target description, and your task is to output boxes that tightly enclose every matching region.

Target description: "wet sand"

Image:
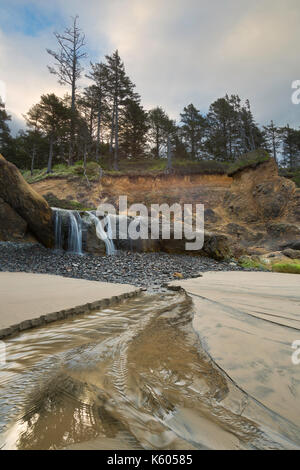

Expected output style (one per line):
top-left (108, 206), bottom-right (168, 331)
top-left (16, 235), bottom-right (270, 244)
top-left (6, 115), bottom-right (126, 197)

top-left (172, 272), bottom-right (300, 432)
top-left (0, 271), bottom-right (300, 449)
top-left (1, 278), bottom-right (300, 450)
top-left (0, 272), bottom-right (139, 336)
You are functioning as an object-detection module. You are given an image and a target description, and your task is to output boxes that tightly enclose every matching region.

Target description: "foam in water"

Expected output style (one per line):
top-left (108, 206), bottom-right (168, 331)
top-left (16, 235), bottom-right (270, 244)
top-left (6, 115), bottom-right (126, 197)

top-left (54, 209), bottom-right (63, 250)
top-left (53, 208), bottom-right (116, 256)
top-left (53, 208), bottom-right (83, 255)
top-left (87, 211), bottom-right (116, 255)
top-left (68, 211), bottom-right (82, 254)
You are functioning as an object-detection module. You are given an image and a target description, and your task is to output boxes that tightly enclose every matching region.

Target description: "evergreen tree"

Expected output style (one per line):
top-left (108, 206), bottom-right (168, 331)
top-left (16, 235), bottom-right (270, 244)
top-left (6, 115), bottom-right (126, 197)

top-left (280, 124), bottom-right (300, 169)
top-left (86, 62), bottom-right (110, 161)
top-left (262, 120), bottom-right (281, 163)
top-left (104, 50), bottom-right (136, 169)
top-left (119, 99), bottom-right (148, 159)
top-left (26, 94), bottom-right (70, 173)
top-left (0, 98), bottom-right (12, 157)
top-left (147, 107), bottom-right (175, 158)
top-left (206, 97), bottom-right (236, 161)
top-left (180, 104), bottom-right (206, 159)
top-left (206, 95), bottom-right (263, 160)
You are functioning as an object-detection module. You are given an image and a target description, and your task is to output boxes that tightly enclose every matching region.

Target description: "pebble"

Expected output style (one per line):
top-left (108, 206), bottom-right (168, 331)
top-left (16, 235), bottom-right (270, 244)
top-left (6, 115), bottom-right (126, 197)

top-left (0, 241), bottom-right (255, 288)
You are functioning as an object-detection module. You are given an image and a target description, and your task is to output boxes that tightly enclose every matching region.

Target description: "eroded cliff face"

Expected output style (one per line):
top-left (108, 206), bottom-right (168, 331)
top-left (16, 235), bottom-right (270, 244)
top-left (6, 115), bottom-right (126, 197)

top-left (210, 159), bottom-right (300, 254)
top-left (32, 173), bottom-right (232, 210)
top-left (0, 155), bottom-right (54, 247)
top-left (29, 159), bottom-right (299, 256)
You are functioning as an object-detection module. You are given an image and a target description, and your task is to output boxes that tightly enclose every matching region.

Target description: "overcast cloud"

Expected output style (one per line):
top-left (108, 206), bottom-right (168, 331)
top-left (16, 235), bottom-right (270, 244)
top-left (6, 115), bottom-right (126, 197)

top-left (0, 0), bottom-right (300, 134)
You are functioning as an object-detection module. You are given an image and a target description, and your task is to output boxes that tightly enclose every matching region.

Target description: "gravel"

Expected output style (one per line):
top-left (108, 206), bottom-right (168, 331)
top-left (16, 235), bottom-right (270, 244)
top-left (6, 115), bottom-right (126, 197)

top-left (0, 241), bottom-right (254, 288)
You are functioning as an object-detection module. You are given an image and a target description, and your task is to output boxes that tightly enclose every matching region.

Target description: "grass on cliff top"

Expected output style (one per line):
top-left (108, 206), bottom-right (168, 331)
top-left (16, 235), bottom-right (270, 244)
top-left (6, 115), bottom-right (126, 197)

top-left (22, 161), bottom-right (103, 183)
top-left (43, 192), bottom-right (95, 211)
top-left (227, 149), bottom-right (270, 176)
top-left (22, 150), bottom-right (271, 183)
top-left (272, 262), bottom-right (300, 274)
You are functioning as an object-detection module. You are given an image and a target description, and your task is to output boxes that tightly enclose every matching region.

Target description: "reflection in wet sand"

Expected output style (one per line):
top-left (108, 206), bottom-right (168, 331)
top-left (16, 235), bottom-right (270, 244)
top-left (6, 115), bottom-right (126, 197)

top-left (0, 289), bottom-right (299, 450)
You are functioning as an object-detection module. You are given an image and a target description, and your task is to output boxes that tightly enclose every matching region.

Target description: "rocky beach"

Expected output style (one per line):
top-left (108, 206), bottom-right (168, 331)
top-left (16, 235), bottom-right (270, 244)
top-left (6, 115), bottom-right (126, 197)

top-left (0, 241), bottom-right (248, 288)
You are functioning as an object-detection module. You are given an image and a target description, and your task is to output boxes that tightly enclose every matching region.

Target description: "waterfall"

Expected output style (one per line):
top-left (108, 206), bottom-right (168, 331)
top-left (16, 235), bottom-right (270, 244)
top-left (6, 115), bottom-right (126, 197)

top-left (68, 211), bottom-right (82, 254)
top-left (54, 209), bottom-right (63, 250)
top-left (52, 208), bottom-right (82, 255)
top-left (52, 208), bottom-right (115, 256)
top-left (87, 212), bottom-right (116, 255)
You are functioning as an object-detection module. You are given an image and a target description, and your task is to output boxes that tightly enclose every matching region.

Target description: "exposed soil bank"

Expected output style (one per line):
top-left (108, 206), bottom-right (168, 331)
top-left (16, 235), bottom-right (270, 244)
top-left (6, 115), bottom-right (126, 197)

top-left (31, 173), bottom-right (232, 210)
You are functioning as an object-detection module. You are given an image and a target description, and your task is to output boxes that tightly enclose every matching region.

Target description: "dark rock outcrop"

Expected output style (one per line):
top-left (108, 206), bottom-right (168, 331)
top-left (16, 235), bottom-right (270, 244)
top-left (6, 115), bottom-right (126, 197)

top-left (0, 197), bottom-right (27, 241)
top-left (0, 155), bottom-right (53, 247)
top-left (108, 214), bottom-right (231, 260)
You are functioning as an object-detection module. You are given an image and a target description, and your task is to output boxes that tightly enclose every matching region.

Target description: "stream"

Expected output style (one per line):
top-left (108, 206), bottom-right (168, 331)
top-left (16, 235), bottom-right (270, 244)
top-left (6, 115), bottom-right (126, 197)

top-left (0, 289), bottom-right (298, 450)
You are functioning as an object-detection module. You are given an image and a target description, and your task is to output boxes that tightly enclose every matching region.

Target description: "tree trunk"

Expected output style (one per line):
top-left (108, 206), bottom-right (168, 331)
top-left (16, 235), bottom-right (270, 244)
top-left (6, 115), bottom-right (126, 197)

top-left (69, 49), bottom-right (76, 166)
top-left (272, 133), bottom-right (277, 164)
top-left (96, 94), bottom-right (102, 162)
top-left (109, 101), bottom-right (115, 158)
top-left (114, 97), bottom-right (119, 170)
top-left (191, 132), bottom-right (195, 159)
top-left (167, 135), bottom-right (172, 171)
top-left (47, 136), bottom-right (54, 174)
top-left (156, 124), bottom-right (159, 158)
top-left (31, 145), bottom-right (36, 177)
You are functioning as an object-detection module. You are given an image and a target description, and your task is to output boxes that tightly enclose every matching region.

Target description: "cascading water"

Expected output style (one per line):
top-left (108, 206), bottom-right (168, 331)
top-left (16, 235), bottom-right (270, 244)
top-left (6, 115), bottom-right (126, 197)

top-left (87, 212), bottom-right (116, 255)
top-left (52, 208), bottom-right (116, 256)
top-left (54, 209), bottom-right (63, 250)
top-left (52, 208), bottom-right (83, 255)
top-left (68, 211), bottom-right (82, 254)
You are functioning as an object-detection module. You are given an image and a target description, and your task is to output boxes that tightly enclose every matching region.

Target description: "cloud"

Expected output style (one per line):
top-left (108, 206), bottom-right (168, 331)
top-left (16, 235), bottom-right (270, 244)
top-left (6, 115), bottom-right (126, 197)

top-left (0, 0), bottom-right (300, 134)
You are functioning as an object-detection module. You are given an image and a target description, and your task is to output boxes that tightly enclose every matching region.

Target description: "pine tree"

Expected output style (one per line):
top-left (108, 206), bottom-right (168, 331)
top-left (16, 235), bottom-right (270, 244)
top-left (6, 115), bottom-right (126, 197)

top-left (26, 94), bottom-right (70, 173)
top-left (119, 99), bottom-right (148, 159)
top-left (86, 62), bottom-right (110, 161)
top-left (206, 97), bottom-right (236, 161)
top-left (280, 124), bottom-right (300, 169)
top-left (0, 98), bottom-right (12, 157)
top-left (147, 107), bottom-right (175, 158)
top-left (104, 50), bottom-right (136, 169)
top-left (180, 104), bottom-right (206, 159)
top-left (262, 120), bottom-right (281, 164)
top-left (24, 103), bottom-right (43, 175)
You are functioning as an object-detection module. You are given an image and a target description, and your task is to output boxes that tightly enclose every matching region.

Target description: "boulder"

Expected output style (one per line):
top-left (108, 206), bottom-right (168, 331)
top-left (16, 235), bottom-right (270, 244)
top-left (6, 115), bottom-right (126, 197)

top-left (282, 248), bottom-right (300, 259)
top-left (280, 240), bottom-right (300, 251)
top-left (0, 155), bottom-right (53, 247)
top-left (81, 214), bottom-right (106, 255)
top-left (0, 197), bottom-right (27, 241)
top-left (266, 223), bottom-right (300, 240)
top-left (94, 213), bottom-right (231, 260)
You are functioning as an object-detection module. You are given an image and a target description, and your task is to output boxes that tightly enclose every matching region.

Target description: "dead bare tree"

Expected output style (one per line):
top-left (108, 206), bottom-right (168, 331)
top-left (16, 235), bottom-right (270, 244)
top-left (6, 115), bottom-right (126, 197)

top-left (47, 15), bottom-right (87, 165)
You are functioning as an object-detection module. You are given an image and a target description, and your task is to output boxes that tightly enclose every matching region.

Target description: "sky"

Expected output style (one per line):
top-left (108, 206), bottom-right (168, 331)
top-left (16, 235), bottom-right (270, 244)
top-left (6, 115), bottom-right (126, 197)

top-left (0, 0), bottom-right (300, 134)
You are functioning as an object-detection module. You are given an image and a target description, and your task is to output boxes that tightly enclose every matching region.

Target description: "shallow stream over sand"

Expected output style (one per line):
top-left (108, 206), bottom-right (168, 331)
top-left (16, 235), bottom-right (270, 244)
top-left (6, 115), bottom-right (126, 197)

top-left (0, 288), bottom-right (299, 450)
